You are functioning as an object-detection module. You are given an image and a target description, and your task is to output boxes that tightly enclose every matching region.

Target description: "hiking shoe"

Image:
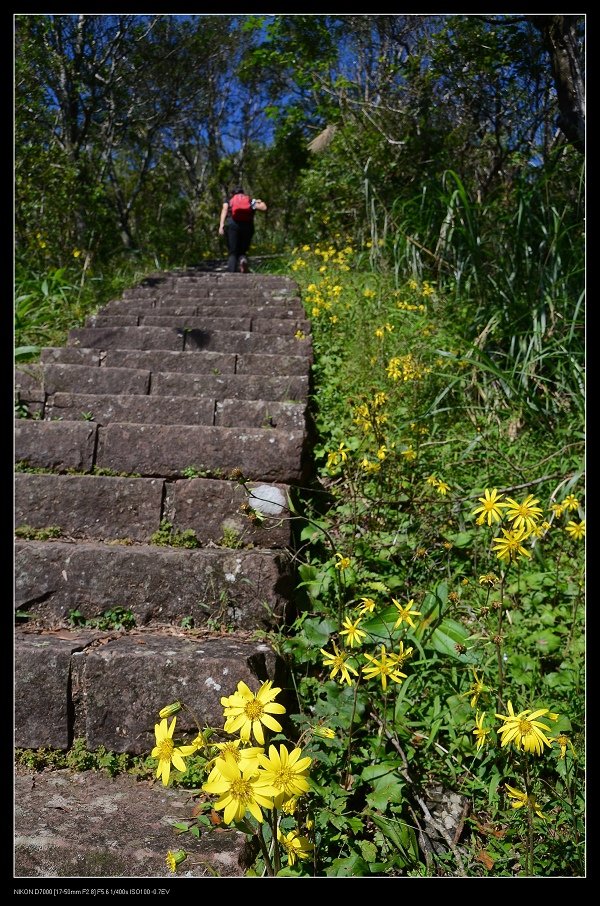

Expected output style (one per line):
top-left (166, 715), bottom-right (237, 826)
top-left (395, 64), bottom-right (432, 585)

top-left (239, 257), bottom-right (249, 273)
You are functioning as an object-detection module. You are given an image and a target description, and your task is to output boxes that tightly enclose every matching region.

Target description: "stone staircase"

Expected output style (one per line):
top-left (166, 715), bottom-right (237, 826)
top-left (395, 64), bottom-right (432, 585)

top-left (14, 269), bottom-right (314, 878)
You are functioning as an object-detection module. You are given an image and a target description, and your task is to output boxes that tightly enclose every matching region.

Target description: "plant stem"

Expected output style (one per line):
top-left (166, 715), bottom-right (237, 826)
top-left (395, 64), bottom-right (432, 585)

top-left (495, 569), bottom-right (508, 709)
top-left (524, 757), bottom-right (534, 876)
top-left (271, 808), bottom-right (282, 874)
top-left (343, 677), bottom-right (362, 788)
top-left (256, 824), bottom-right (275, 877)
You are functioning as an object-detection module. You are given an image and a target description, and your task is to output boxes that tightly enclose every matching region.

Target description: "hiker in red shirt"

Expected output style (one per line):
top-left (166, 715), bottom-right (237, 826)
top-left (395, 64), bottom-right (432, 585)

top-left (219, 185), bottom-right (268, 273)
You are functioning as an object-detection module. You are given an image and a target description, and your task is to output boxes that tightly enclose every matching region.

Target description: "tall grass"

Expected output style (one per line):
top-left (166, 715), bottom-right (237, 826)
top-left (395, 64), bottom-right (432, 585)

top-left (14, 259), bottom-right (159, 362)
top-left (366, 160), bottom-right (585, 425)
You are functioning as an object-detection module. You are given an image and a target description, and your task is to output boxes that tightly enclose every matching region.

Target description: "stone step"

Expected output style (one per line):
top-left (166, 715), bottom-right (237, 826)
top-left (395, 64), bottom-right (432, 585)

top-left (102, 298), bottom-right (306, 318)
top-left (69, 326), bottom-right (313, 358)
top-left (87, 313), bottom-right (311, 337)
top-left (148, 371), bottom-right (308, 401)
top-left (87, 314), bottom-right (252, 331)
top-left (42, 363), bottom-right (151, 395)
top-left (16, 419), bottom-right (98, 472)
top-left (17, 361), bottom-right (310, 419)
top-left (46, 392), bottom-right (216, 426)
top-left (17, 367), bottom-right (308, 403)
top-left (15, 472), bottom-right (293, 547)
top-left (29, 348), bottom-right (310, 379)
top-left (162, 296), bottom-right (305, 310)
top-left (15, 627), bottom-right (290, 753)
top-left (15, 541), bottom-right (294, 631)
top-left (45, 392), bottom-right (306, 431)
top-left (96, 423), bottom-right (308, 482)
top-left (15, 766), bottom-right (252, 878)
top-left (16, 419), bottom-right (309, 482)
top-left (43, 345), bottom-right (237, 373)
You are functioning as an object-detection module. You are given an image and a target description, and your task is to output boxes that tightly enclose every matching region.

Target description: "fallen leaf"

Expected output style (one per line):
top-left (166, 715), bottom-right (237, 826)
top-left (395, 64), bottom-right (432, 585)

top-left (476, 850), bottom-right (495, 870)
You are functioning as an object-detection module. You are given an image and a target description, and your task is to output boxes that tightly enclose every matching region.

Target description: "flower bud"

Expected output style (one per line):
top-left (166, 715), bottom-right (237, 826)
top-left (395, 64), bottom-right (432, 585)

top-left (159, 702), bottom-right (182, 718)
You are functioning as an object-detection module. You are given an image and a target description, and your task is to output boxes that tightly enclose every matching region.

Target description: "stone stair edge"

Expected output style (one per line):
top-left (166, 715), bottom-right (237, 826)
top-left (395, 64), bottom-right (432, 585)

top-left (15, 625), bottom-right (291, 756)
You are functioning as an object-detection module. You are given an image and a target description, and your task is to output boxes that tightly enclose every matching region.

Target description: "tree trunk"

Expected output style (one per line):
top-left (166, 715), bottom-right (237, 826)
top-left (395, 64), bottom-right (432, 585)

top-left (531, 15), bottom-right (585, 154)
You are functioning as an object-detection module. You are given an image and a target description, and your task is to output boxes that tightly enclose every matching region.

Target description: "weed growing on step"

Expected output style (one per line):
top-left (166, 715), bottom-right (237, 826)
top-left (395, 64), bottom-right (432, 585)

top-left (15, 525), bottom-right (62, 541)
top-left (150, 519), bottom-right (200, 549)
top-left (181, 466), bottom-right (205, 479)
top-left (67, 606), bottom-right (136, 631)
top-left (220, 527), bottom-right (244, 549)
top-left (16, 739), bottom-right (154, 778)
top-left (91, 466), bottom-right (142, 478)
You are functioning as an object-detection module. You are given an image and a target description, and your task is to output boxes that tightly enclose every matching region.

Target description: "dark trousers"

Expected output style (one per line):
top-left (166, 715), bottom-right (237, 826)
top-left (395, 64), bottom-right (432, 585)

top-left (225, 220), bottom-right (254, 272)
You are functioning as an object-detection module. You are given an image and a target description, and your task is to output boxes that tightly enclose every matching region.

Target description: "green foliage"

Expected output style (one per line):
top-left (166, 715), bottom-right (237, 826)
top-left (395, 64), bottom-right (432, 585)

top-left (67, 607), bottom-right (136, 631)
top-left (275, 243), bottom-right (584, 877)
top-left (220, 527), bottom-right (244, 549)
top-left (15, 525), bottom-right (62, 541)
top-left (16, 739), bottom-right (153, 779)
top-left (150, 519), bottom-right (200, 549)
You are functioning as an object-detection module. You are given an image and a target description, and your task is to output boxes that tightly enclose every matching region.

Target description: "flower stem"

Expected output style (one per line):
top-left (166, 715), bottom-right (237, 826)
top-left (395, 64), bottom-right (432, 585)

top-left (524, 757), bottom-right (534, 876)
top-left (495, 569), bottom-right (508, 710)
top-left (255, 824), bottom-right (275, 877)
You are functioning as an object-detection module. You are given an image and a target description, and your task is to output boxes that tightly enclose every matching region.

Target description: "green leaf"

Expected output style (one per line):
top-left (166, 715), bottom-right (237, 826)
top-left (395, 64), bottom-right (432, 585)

top-left (425, 618), bottom-right (473, 660)
top-left (369, 813), bottom-right (419, 864)
top-left (302, 617), bottom-right (338, 646)
top-left (325, 853), bottom-right (370, 876)
top-left (366, 776), bottom-right (405, 810)
top-left (359, 840), bottom-right (378, 862)
top-left (526, 629), bottom-right (562, 654)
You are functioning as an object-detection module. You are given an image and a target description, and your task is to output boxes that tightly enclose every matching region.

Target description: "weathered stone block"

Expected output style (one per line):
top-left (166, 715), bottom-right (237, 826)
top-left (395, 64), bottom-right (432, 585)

top-left (14, 768), bottom-right (254, 877)
top-left (215, 399), bottom-right (306, 431)
top-left (15, 474), bottom-right (164, 541)
top-left (103, 348), bottom-right (236, 374)
top-left (15, 420), bottom-right (97, 471)
top-left (42, 363), bottom-right (150, 395)
top-left (15, 541), bottom-right (294, 630)
top-left (68, 326), bottom-right (185, 351)
top-left (151, 371), bottom-right (309, 402)
top-left (170, 477), bottom-right (292, 547)
top-left (77, 633), bottom-right (285, 752)
top-left (250, 317), bottom-right (311, 336)
top-left (141, 315), bottom-right (252, 331)
top-left (183, 328), bottom-right (312, 358)
top-left (235, 353), bottom-right (309, 376)
top-left (97, 423), bottom-right (307, 483)
top-left (40, 347), bottom-right (100, 365)
top-left (14, 631), bottom-right (99, 749)
top-left (46, 392), bottom-right (216, 426)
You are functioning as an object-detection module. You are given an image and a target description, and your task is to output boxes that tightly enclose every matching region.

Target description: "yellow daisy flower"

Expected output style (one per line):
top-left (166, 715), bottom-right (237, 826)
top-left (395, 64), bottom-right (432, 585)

top-left (392, 598), bottom-right (422, 629)
top-left (471, 488), bottom-right (507, 526)
top-left (202, 752), bottom-right (277, 824)
top-left (151, 717), bottom-right (197, 786)
top-left (258, 744), bottom-right (311, 807)
top-left (503, 494), bottom-right (543, 533)
top-left (504, 784), bottom-right (547, 820)
top-left (565, 519), bottom-right (585, 541)
top-left (472, 711), bottom-right (490, 750)
top-left (495, 701), bottom-right (554, 755)
top-left (491, 526), bottom-right (532, 563)
top-left (221, 680), bottom-right (286, 745)
top-left (362, 644), bottom-right (407, 691)
top-left (320, 641), bottom-right (358, 686)
top-left (277, 828), bottom-right (314, 866)
top-left (339, 615), bottom-right (367, 648)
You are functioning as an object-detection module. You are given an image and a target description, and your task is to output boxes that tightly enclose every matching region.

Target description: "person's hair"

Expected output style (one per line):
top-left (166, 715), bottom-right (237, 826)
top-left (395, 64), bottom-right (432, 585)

top-left (232, 185), bottom-right (244, 195)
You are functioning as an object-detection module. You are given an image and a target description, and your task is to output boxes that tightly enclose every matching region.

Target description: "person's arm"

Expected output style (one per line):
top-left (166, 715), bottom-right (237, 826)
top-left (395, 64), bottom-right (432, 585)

top-left (252, 199), bottom-right (267, 212)
top-left (218, 202), bottom-right (229, 235)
